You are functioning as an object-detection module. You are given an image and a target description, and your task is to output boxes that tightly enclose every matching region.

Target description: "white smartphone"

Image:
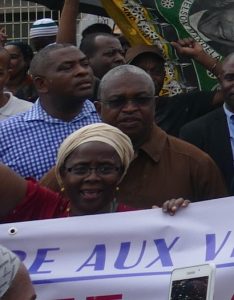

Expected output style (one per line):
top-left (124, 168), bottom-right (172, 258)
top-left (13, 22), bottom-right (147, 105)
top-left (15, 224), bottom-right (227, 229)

top-left (168, 264), bottom-right (216, 300)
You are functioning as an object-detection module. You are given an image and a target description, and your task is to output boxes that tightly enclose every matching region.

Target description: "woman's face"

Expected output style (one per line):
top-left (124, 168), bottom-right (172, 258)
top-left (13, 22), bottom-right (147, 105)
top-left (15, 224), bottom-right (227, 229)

top-left (61, 141), bottom-right (123, 215)
top-left (4, 45), bottom-right (27, 78)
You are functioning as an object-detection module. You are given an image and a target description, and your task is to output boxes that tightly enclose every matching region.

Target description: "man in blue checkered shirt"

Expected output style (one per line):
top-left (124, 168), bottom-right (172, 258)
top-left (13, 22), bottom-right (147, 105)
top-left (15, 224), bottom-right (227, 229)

top-left (0, 44), bottom-right (101, 179)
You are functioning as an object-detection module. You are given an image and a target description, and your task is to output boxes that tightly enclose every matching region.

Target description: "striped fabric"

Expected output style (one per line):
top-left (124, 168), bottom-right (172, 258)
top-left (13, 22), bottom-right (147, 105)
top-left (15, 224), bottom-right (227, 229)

top-left (0, 245), bottom-right (20, 297)
top-left (29, 18), bottom-right (58, 38)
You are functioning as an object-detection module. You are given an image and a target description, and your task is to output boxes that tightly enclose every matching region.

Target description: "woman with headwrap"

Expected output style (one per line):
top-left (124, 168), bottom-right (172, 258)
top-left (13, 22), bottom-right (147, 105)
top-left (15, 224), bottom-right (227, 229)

top-left (0, 244), bottom-right (36, 300)
top-left (4, 42), bottom-right (38, 102)
top-left (0, 123), bottom-right (135, 223)
top-left (0, 123), bottom-right (188, 223)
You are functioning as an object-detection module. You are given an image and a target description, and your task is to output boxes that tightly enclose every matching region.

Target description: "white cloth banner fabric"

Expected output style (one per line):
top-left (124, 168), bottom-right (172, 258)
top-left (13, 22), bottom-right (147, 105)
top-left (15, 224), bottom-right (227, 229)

top-left (0, 197), bottom-right (234, 300)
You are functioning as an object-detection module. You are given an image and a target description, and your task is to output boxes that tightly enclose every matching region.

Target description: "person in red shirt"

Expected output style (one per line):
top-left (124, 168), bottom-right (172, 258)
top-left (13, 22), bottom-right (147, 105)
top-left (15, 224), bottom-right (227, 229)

top-left (0, 123), bottom-right (135, 223)
top-left (0, 123), bottom-right (189, 223)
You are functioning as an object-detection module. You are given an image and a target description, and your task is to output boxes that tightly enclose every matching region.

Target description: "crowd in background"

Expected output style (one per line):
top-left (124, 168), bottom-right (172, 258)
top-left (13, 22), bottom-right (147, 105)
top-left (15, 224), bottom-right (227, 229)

top-left (0, 0), bottom-right (234, 298)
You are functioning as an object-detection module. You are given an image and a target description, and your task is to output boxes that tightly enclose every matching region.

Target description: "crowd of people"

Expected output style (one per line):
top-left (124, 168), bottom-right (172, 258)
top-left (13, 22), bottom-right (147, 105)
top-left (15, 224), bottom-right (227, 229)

top-left (0, 0), bottom-right (233, 298)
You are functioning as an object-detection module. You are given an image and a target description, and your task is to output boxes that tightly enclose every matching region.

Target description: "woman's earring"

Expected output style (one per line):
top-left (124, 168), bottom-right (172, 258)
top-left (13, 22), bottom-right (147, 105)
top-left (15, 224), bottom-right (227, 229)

top-left (116, 186), bottom-right (119, 192)
top-left (60, 186), bottom-right (65, 193)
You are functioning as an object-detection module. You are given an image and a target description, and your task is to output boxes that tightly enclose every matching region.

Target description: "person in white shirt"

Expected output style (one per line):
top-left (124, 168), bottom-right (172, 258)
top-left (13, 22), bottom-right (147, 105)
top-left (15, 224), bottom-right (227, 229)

top-left (0, 48), bottom-right (32, 121)
top-left (0, 244), bottom-right (36, 300)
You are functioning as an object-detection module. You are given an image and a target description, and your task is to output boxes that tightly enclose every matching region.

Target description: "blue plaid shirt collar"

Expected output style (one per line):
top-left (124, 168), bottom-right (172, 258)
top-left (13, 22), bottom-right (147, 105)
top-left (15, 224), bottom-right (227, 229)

top-left (23, 98), bottom-right (97, 123)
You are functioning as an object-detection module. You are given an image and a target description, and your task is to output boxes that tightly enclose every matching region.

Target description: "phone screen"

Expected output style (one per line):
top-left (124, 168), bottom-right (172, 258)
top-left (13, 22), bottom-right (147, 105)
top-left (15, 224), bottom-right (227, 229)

top-left (170, 276), bottom-right (209, 300)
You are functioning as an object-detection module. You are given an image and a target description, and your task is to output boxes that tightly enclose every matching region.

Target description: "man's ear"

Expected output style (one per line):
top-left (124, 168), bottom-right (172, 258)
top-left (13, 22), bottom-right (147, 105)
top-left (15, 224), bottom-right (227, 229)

top-left (33, 76), bottom-right (49, 94)
top-left (94, 101), bottom-right (102, 117)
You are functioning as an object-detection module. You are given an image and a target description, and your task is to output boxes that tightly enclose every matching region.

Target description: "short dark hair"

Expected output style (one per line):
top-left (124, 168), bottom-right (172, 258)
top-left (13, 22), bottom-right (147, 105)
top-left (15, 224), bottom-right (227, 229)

top-left (82, 23), bottom-right (112, 38)
top-left (6, 41), bottom-right (34, 62)
top-left (29, 43), bottom-right (74, 77)
top-left (80, 32), bottom-right (116, 58)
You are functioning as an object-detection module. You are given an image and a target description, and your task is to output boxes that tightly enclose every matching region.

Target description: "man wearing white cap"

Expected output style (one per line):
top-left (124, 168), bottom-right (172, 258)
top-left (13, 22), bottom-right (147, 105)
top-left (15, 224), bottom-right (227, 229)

top-left (29, 18), bottom-right (58, 52)
top-left (0, 244), bottom-right (36, 300)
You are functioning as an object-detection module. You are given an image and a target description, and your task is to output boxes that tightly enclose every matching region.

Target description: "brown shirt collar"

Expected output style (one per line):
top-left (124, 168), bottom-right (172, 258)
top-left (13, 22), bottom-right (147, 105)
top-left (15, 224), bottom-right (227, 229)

top-left (140, 124), bottom-right (167, 163)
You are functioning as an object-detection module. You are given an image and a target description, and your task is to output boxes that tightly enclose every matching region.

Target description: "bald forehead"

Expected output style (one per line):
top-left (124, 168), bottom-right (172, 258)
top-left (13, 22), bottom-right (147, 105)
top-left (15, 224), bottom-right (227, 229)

top-left (100, 71), bottom-right (153, 97)
top-left (112, 71), bottom-right (149, 84)
top-left (49, 46), bottom-right (84, 60)
top-left (46, 46), bottom-right (86, 68)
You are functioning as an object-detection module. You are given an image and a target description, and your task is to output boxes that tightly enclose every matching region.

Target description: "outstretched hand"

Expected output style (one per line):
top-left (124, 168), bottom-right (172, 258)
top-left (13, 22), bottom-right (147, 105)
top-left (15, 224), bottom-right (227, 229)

top-left (162, 198), bottom-right (190, 216)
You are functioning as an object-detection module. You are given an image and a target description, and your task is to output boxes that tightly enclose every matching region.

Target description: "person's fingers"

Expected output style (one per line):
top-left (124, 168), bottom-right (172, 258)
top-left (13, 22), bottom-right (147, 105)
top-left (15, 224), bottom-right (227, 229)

top-left (172, 38), bottom-right (193, 46)
top-left (0, 27), bottom-right (7, 45)
top-left (174, 197), bottom-right (185, 206)
top-left (173, 198), bottom-right (190, 208)
top-left (181, 199), bottom-right (191, 207)
top-left (171, 40), bottom-right (195, 56)
top-left (164, 198), bottom-right (177, 216)
top-left (171, 41), bottom-right (181, 50)
top-left (0, 27), bottom-right (7, 36)
top-left (168, 198), bottom-right (177, 211)
top-left (162, 200), bottom-right (170, 212)
top-left (182, 37), bottom-right (194, 45)
top-left (162, 198), bottom-right (191, 216)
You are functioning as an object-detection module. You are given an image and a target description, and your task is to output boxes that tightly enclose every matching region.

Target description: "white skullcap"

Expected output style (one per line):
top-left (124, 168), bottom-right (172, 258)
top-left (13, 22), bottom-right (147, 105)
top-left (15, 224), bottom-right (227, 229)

top-left (55, 123), bottom-right (135, 186)
top-left (0, 245), bottom-right (21, 297)
top-left (29, 18), bottom-right (58, 39)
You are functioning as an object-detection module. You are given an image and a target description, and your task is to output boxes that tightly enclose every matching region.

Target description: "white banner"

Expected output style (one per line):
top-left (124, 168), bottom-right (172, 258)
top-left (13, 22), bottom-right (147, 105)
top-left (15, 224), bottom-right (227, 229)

top-left (1, 197), bottom-right (234, 300)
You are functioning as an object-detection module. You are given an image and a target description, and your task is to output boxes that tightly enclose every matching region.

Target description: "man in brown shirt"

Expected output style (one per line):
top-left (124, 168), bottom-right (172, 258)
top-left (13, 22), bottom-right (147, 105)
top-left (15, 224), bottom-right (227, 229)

top-left (95, 64), bottom-right (227, 209)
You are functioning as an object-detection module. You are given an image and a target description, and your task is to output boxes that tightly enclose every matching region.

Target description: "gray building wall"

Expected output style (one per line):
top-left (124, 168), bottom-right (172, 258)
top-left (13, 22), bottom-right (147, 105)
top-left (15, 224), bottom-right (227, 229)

top-left (0, 0), bottom-right (113, 45)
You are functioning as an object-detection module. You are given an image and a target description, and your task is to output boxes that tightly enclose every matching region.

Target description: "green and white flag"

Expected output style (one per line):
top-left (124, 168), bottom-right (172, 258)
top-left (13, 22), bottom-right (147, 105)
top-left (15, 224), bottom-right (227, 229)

top-left (103, 0), bottom-right (234, 95)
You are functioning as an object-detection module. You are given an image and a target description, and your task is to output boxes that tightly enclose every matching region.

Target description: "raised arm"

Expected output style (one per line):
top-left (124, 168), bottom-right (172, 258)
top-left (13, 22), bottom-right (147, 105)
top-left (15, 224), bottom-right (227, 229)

top-left (171, 38), bottom-right (222, 77)
top-left (56, 0), bottom-right (80, 45)
top-left (0, 163), bottom-right (27, 218)
top-left (171, 38), bottom-right (223, 105)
